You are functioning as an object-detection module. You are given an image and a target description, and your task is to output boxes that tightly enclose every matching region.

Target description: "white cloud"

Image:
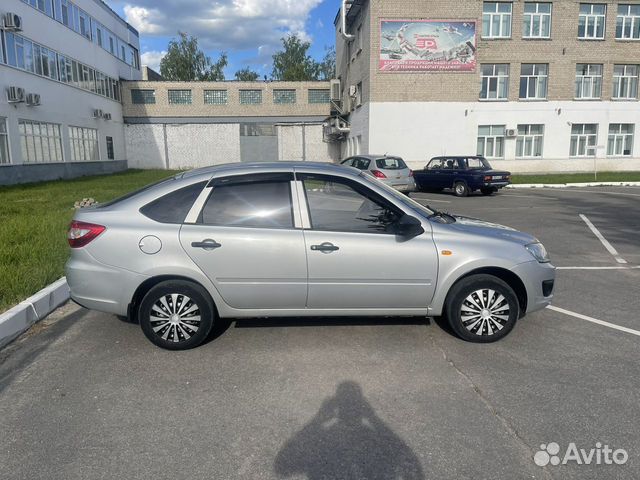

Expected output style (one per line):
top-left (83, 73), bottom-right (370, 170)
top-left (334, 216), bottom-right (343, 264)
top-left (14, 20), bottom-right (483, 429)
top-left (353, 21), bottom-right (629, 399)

top-left (123, 0), bottom-right (323, 52)
top-left (140, 50), bottom-right (166, 72)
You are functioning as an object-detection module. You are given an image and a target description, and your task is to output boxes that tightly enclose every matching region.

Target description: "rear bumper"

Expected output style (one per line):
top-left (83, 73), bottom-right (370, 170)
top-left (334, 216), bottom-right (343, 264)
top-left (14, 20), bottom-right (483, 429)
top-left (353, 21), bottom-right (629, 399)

top-left (482, 181), bottom-right (510, 189)
top-left (383, 178), bottom-right (417, 192)
top-left (65, 249), bottom-right (147, 316)
top-left (511, 260), bottom-right (556, 315)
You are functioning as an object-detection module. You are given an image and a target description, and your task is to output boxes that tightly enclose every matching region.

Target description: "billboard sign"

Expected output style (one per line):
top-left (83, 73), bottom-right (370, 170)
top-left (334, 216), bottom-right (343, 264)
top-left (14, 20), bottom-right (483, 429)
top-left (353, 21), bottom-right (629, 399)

top-left (379, 20), bottom-right (477, 73)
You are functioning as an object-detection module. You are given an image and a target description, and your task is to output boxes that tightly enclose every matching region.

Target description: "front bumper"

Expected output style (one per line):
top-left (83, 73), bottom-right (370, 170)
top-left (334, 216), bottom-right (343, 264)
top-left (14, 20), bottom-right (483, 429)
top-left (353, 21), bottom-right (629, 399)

top-left (511, 260), bottom-right (556, 315)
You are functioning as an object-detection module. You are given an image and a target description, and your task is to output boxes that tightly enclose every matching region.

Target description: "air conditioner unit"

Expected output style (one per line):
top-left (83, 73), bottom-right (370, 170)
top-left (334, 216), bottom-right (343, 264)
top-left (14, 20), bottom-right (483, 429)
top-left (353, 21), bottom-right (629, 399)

top-left (6, 86), bottom-right (25, 103)
top-left (348, 85), bottom-right (358, 97)
top-left (93, 109), bottom-right (103, 119)
top-left (506, 128), bottom-right (517, 138)
top-left (3, 13), bottom-right (22, 31)
top-left (26, 93), bottom-right (41, 106)
top-left (102, 113), bottom-right (112, 121)
top-left (330, 79), bottom-right (341, 101)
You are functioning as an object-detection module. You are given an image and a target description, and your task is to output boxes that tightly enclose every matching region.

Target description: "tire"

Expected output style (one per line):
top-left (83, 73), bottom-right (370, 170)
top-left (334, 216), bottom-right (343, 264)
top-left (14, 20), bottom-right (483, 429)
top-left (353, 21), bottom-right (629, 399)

top-left (445, 274), bottom-right (519, 343)
top-left (139, 280), bottom-right (215, 350)
top-left (481, 187), bottom-right (496, 196)
top-left (453, 181), bottom-right (469, 197)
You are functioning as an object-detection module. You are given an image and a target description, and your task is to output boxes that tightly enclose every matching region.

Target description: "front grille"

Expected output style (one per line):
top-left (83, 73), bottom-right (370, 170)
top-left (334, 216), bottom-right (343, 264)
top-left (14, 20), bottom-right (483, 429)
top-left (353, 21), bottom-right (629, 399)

top-left (542, 280), bottom-right (554, 297)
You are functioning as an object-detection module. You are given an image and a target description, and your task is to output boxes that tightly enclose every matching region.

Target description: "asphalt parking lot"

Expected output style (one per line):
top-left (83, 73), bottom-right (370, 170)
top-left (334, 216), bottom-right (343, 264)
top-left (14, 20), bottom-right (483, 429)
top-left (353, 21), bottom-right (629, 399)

top-left (1, 186), bottom-right (639, 480)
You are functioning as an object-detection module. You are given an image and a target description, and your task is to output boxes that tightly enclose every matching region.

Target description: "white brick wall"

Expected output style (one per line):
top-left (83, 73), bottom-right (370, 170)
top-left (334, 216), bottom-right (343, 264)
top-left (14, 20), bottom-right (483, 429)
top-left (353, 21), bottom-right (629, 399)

top-left (125, 124), bottom-right (166, 169)
top-left (165, 124), bottom-right (241, 169)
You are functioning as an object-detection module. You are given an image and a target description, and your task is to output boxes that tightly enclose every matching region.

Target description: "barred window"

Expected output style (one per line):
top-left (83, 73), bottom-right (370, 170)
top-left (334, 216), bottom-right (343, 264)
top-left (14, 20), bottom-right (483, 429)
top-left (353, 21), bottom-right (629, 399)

top-left (168, 89), bottom-right (192, 105)
top-left (0, 118), bottom-right (10, 164)
top-left (19, 120), bottom-right (64, 163)
top-left (274, 89), bottom-right (296, 104)
top-left (69, 126), bottom-right (99, 161)
top-left (204, 90), bottom-right (228, 105)
top-left (131, 89), bottom-right (156, 104)
top-left (240, 89), bottom-right (263, 104)
top-left (308, 89), bottom-right (331, 104)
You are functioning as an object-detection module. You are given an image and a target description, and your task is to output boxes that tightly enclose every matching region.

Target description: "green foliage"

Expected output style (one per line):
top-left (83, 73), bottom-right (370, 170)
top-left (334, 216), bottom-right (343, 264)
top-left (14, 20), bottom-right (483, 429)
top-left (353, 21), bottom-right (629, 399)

top-left (272, 35), bottom-right (321, 81)
top-left (160, 32), bottom-right (227, 81)
top-left (511, 172), bottom-right (640, 184)
top-left (235, 67), bottom-right (261, 81)
top-left (317, 46), bottom-right (336, 81)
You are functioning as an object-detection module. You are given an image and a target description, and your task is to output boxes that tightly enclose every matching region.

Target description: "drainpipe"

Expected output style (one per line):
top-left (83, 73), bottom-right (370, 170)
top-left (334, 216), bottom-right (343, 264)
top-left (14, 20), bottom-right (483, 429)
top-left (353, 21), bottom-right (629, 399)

top-left (341, 0), bottom-right (354, 40)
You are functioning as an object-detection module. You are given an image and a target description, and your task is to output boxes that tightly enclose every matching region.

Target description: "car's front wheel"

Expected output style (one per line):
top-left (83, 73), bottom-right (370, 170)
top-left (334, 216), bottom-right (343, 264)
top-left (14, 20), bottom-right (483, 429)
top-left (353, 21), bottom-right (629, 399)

top-left (139, 280), bottom-right (215, 350)
top-left (445, 274), bottom-right (519, 343)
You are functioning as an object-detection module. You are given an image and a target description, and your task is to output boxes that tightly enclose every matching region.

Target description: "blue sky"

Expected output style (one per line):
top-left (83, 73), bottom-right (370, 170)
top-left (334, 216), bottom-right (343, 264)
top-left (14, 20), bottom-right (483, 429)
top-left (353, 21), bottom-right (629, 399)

top-left (107, 0), bottom-right (341, 79)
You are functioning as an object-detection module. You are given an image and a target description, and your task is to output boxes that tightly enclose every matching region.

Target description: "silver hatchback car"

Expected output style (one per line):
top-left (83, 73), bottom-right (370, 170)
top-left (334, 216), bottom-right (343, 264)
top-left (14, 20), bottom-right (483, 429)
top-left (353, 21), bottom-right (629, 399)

top-left (340, 155), bottom-right (416, 193)
top-left (66, 162), bottom-right (555, 350)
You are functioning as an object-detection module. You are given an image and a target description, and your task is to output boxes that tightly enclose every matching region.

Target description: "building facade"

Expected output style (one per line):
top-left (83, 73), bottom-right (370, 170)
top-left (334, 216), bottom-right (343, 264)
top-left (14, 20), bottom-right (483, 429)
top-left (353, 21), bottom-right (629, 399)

top-left (332, 0), bottom-right (640, 172)
top-left (121, 81), bottom-right (339, 169)
top-left (0, 0), bottom-right (140, 185)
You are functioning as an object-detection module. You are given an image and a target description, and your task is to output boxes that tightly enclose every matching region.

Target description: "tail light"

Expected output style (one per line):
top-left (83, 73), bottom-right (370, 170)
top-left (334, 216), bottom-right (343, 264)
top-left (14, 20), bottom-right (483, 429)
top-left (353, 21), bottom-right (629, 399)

top-left (68, 220), bottom-right (105, 248)
top-left (409, 170), bottom-right (414, 177)
top-left (371, 170), bottom-right (387, 179)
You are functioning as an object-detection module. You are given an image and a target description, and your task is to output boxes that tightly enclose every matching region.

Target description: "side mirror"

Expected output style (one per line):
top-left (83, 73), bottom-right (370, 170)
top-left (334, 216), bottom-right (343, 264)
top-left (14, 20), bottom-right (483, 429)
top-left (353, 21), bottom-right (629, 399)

top-left (395, 214), bottom-right (425, 238)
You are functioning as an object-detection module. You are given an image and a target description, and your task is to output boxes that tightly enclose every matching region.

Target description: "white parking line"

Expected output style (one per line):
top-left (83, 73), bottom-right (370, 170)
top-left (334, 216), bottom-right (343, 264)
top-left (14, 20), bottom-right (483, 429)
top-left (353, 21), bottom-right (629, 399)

top-left (579, 214), bottom-right (628, 264)
top-left (557, 189), bottom-right (640, 197)
top-left (409, 197), bottom-right (451, 203)
top-left (548, 305), bottom-right (640, 338)
top-left (501, 194), bottom-right (558, 200)
top-left (557, 266), bottom-right (640, 270)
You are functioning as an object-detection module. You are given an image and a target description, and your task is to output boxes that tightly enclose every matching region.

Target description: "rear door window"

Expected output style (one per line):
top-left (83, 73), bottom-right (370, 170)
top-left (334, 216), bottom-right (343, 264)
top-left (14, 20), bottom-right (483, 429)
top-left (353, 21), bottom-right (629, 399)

top-left (376, 157), bottom-right (407, 170)
top-left (140, 181), bottom-right (207, 223)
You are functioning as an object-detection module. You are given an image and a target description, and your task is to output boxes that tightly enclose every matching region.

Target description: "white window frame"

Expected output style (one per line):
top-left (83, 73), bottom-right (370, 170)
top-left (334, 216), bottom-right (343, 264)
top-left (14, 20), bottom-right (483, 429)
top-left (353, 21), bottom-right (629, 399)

top-left (69, 125), bottom-right (99, 162)
top-left (612, 65), bottom-right (639, 99)
top-left (477, 125), bottom-right (506, 158)
top-left (482, 2), bottom-right (513, 38)
top-left (523, 2), bottom-right (552, 38)
top-left (19, 119), bottom-right (64, 163)
top-left (616, 4), bottom-right (640, 40)
top-left (578, 3), bottom-right (606, 39)
top-left (0, 117), bottom-right (11, 165)
top-left (575, 64), bottom-right (603, 99)
top-left (570, 124), bottom-right (598, 157)
top-left (607, 124), bottom-right (634, 156)
top-left (519, 63), bottom-right (548, 100)
top-left (516, 124), bottom-right (545, 158)
top-left (480, 64), bottom-right (510, 100)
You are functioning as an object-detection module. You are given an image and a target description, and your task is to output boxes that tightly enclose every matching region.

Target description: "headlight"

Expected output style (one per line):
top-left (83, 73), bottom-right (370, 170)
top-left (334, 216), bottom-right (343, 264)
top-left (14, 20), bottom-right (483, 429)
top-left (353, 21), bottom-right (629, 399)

top-left (525, 242), bottom-right (550, 263)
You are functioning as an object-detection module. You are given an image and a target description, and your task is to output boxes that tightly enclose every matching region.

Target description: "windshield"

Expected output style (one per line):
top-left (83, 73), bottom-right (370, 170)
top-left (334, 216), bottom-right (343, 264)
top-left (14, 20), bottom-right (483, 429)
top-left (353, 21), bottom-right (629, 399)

top-left (375, 157), bottom-right (407, 170)
top-left (359, 172), bottom-right (435, 217)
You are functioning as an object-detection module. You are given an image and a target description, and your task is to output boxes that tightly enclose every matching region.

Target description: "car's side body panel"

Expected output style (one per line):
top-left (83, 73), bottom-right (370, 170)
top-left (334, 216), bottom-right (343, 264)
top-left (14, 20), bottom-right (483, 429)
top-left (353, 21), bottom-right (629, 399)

top-left (414, 156), bottom-right (511, 192)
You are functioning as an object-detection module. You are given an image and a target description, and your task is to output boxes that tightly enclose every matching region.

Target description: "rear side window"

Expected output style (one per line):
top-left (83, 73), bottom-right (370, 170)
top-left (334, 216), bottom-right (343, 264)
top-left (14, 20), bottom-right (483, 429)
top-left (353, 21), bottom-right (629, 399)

top-left (352, 158), bottom-right (371, 170)
top-left (201, 176), bottom-right (293, 229)
top-left (140, 181), bottom-right (207, 223)
top-left (376, 157), bottom-right (406, 169)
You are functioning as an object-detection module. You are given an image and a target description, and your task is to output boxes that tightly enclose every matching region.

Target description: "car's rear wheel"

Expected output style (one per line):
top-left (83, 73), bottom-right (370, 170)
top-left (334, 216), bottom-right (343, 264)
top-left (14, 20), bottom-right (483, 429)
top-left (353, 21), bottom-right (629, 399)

top-left (453, 181), bottom-right (469, 197)
top-left (139, 280), bottom-right (215, 350)
top-left (445, 274), bottom-right (519, 343)
top-left (481, 187), bottom-right (496, 196)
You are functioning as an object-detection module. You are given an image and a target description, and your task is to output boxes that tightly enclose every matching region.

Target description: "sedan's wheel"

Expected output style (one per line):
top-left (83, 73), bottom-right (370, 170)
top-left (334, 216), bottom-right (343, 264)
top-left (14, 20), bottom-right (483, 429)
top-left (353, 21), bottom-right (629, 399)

top-left (139, 280), bottom-right (214, 350)
top-left (445, 274), bottom-right (519, 343)
top-left (453, 181), bottom-right (469, 197)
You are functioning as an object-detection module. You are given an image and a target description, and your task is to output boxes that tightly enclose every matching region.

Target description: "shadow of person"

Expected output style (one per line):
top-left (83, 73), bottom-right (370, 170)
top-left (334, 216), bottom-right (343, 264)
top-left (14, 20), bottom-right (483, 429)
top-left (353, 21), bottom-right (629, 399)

top-left (274, 381), bottom-right (425, 480)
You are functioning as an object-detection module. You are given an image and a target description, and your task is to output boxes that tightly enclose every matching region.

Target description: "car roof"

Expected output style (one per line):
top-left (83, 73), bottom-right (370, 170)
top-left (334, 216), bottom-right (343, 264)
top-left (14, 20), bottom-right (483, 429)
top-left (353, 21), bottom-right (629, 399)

top-left (180, 161), bottom-right (362, 181)
top-left (429, 156), bottom-right (485, 160)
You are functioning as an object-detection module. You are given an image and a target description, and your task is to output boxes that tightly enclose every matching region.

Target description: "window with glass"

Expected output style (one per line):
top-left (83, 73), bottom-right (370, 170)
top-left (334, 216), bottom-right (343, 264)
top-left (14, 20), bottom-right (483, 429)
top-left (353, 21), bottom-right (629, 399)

top-left (106, 136), bottom-right (114, 160)
top-left (22, 0), bottom-right (53, 16)
top-left (607, 124), bottom-right (634, 156)
top-left (201, 174), bottom-right (294, 229)
top-left (516, 124), bottom-right (545, 157)
top-left (480, 64), bottom-right (510, 100)
top-left (69, 126), bottom-right (99, 161)
top-left (168, 90), bottom-right (192, 105)
top-left (520, 64), bottom-right (548, 99)
top-left (0, 118), bottom-right (10, 165)
top-left (131, 89), bottom-right (156, 104)
top-left (578, 3), bottom-right (606, 39)
top-left (570, 124), bottom-right (598, 157)
top-left (482, 2), bottom-right (513, 38)
top-left (308, 89), bottom-right (331, 104)
top-left (240, 90), bottom-right (263, 105)
top-left (204, 90), bottom-right (228, 105)
top-left (301, 175), bottom-right (401, 234)
top-left (274, 89), bottom-right (296, 104)
top-left (523, 2), bottom-right (552, 38)
top-left (18, 120), bottom-right (63, 163)
top-left (612, 65), bottom-right (639, 99)
top-left (575, 64), bottom-right (603, 99)
top-left (616, 4), bottom-right (640, 39)
top-left (477, 125), bottom-right (506, 158)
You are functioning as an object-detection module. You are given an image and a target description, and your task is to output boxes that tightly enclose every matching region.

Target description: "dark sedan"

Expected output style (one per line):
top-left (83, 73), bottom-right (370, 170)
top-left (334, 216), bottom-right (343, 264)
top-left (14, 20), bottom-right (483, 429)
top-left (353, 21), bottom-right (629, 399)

top-left (413, 156), bottom-right (511, 197)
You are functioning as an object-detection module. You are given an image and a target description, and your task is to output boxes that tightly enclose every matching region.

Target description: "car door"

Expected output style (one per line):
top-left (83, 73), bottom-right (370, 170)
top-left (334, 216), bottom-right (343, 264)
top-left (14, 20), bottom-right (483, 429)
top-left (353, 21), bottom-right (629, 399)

top-left (421, 159), bottom-right (443, 189)
top-left (179, 172), bottom-right (308, 310)
top-left (297, 172), bottom-right (438, 310)
top-left (439, 159), bottom-right (457, 188)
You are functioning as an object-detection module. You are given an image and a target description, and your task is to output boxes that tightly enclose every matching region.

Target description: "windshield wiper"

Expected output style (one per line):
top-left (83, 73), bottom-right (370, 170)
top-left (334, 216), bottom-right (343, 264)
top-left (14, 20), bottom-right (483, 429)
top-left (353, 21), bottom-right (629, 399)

top-left (426, 205), bottom-right (456, 223)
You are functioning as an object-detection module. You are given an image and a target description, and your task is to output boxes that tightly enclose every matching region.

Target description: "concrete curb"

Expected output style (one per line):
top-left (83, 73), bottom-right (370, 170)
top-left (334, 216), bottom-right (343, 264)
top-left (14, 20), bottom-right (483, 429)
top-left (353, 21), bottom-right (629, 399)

top-left (507, 181), bottom-right (640, 189)
top-left (0, 277), bottom-right (70, 349)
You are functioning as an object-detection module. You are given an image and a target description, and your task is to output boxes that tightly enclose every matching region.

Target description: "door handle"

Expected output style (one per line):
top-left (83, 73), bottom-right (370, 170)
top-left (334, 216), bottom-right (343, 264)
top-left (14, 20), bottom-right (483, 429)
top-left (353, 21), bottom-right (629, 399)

top-left (310, 242), bottom-right (339, 253)
top-left (191, 239), bottom-right (222, 250)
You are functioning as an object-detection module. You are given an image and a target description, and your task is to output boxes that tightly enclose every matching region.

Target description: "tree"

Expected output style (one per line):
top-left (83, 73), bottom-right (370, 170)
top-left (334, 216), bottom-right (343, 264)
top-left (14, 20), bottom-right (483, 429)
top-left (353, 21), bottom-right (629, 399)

top-left (271, 35), bottom-right (320, 81)
top-left (160, 32), bottom-right (227, 81)
top-left (317, 46), bottom-right (336, 81)
top-left (234, 67), bottom-right (260, 81)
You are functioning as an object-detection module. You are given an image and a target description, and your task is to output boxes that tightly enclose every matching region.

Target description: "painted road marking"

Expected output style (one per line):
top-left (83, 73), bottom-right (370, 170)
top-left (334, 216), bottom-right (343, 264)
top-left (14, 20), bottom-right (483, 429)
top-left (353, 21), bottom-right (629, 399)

top-left (558, 189), bottom-right (640, 197)
top-left (502, 194), bottom-right (558, 200)
top-left (557, 266), bottom-right (640, 270)
top-left (409, 197), bottom-right (451, 203)
top-left (548, 305), bottom-right (640, 338)
top-left (579, 214), bottom-right (628, 264)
